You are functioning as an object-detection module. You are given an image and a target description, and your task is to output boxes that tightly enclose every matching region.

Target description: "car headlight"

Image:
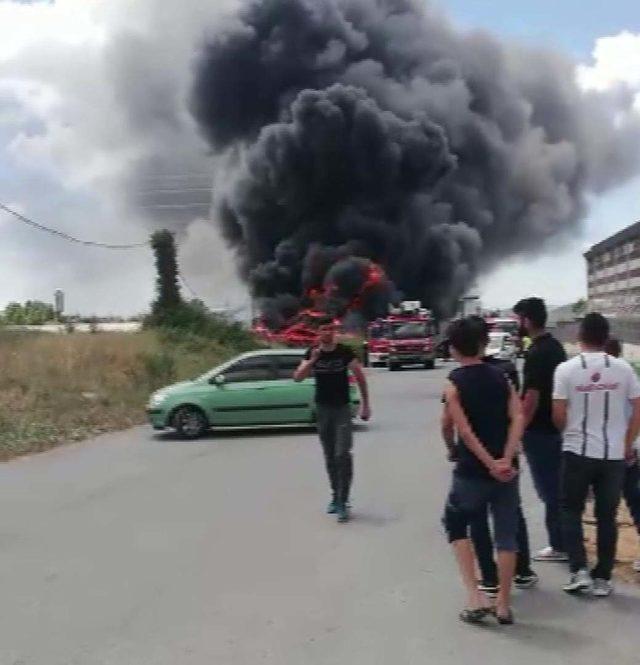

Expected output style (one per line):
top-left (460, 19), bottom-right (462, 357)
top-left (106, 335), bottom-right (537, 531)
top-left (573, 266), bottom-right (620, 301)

top-left (149, 392), bottom-right (169, 407)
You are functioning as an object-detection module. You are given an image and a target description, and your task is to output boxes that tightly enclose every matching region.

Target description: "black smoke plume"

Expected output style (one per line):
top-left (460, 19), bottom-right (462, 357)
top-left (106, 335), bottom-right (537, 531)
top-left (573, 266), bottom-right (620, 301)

top-left (190, 0), bottom-right (640, 321)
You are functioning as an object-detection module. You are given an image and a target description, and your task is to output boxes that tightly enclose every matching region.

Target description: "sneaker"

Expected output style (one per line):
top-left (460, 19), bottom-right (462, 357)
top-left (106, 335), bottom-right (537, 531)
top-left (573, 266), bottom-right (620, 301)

top-left (563, 569), bottom-right (593, 594)
top-left (326, 499), bottom-right (339, 514)
top-left (336, 504), bottom-right (351, 523)
top-left (533, 547), bottom-right (569, 562)
top-left (478, 581), bottom-right (499, 597)
top-left (592, 578), bottom-right (613, 597)
top-left (633, 559), bottom-right (640, 573)
top-left (514, 571), bottom-right (539, 589)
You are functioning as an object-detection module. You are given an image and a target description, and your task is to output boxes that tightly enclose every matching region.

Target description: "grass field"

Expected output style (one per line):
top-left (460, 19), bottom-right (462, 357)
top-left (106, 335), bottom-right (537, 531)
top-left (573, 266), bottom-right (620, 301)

top-left (0, 329), bottom-right (253, 461)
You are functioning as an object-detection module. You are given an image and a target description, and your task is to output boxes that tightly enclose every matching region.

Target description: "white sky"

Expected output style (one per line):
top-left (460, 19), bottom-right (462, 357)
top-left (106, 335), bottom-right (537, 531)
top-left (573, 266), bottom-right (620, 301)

top-left (0, 0), bottom-right (639, 315)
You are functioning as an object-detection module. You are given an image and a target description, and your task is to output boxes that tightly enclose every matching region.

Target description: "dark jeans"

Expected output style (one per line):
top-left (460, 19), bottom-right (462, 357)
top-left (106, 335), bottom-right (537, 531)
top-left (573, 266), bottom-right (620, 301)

top-left (561, 452), bottom-right (625, 580)
top-left (623, 461), bottom-right (640, 532)
top-left (523, 430), bottom-right (564, 552)
top-left (470, 504), bottom-right (532, 584)
top-left (316, 404), bottom-right (353, 505)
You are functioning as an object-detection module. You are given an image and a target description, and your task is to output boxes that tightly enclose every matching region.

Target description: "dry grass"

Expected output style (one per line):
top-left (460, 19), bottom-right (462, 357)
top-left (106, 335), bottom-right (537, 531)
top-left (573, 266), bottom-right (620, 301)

top-left (584, 502), bottom-right (640, 586)
top-left (0, 330), bottom-right (238, 460)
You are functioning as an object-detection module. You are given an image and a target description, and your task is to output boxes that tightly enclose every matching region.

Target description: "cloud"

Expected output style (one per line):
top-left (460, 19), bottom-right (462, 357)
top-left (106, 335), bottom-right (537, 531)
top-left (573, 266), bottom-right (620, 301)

top-left (0, 1), bottom-right (638, 317)
top-left (0, 0), bottom-right (245, 315)
top-left (578, 30), bottom-right (640, 112)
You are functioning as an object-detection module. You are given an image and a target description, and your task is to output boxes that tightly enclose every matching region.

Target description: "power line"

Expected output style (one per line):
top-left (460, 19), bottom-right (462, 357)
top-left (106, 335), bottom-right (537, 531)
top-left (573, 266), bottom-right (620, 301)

top-left (138, 204), bottom-right (211, 210)
top-left (178, 272), bottom-right (202, 301)
top-left (137, 188), bottom-right (212, 194)
top-left (0, 202), bottom-right (149, 250)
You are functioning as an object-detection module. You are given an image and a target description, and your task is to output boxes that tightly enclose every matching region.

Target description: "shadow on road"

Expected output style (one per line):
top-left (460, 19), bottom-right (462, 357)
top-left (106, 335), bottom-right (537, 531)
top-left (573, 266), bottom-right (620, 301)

top-left (151, 422), bottom-right (372, 445)
top-left (349, 510), bottom-right (401, 527)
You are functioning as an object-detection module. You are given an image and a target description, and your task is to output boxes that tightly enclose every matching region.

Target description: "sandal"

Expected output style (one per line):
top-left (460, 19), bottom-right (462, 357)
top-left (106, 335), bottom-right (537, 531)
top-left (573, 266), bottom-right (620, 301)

top-left (495, 609), bottom-right (515, 625)
top-left (459, 608), bottom-right (491, 624)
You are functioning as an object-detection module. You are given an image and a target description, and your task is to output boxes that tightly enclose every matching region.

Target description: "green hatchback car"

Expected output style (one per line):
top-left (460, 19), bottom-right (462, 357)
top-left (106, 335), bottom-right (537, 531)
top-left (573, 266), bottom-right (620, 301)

top-left (146, 349), bottom-right (361, 439)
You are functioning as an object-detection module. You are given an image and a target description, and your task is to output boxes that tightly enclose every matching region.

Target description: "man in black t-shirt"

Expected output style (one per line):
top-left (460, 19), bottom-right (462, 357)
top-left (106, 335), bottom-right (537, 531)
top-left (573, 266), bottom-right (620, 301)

top-left (514, 297), bottom-right (567, 562)
top-left (442, 317), bottom-right (536, 593)
top-left (442, 317), bottom-right (525, 625)
top-left (295, 319), bottom-right (371, 523)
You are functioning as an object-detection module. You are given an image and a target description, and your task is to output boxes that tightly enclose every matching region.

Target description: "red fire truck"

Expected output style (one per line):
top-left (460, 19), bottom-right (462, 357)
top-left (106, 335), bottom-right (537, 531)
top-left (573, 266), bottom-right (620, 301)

top-left (365, 302), bottom-right (439, 370)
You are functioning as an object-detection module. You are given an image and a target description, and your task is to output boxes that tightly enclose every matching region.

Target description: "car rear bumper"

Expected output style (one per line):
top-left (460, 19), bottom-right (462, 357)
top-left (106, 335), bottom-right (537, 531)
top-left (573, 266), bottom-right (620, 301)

top-left (368, 352), bottom-right (388, 364)
top-left (388, 352), bottom-right (434, 363)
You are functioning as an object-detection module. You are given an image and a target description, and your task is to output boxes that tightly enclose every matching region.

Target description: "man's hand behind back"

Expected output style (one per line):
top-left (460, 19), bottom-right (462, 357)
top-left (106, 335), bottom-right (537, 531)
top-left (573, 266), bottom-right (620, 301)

top-left (489, 458), bottom-right (518, 483)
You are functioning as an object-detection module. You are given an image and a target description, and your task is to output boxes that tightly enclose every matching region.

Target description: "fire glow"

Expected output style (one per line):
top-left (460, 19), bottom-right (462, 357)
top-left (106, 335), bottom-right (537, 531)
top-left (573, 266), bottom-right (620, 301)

top-left (255, 259), bottom-right (390, 346)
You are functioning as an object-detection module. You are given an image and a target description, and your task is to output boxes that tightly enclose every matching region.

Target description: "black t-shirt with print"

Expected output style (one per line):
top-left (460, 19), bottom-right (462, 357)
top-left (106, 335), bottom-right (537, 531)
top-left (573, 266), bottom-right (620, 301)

top-left (522, 332), bottom-right (566, 433)
top-left (306, 344), bottom-right (355, 406)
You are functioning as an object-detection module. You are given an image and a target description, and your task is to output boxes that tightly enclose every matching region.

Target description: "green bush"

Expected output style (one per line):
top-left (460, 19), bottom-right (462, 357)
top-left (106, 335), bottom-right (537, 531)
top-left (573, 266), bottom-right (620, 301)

top-left (139, 350), bottom-right (176, 389)
top-left (145, 300), bottom-right (260, 354)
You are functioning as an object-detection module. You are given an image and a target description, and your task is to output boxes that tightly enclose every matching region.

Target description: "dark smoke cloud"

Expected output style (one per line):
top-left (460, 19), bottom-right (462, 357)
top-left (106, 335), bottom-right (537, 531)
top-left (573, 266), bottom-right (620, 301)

top-left (191, 0), bottom-right (640, 319)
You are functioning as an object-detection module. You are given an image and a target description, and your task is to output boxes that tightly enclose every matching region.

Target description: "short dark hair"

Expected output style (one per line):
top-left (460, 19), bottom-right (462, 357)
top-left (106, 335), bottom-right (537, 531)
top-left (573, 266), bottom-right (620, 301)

top-left (513, 297), bottom-right (547, 328)
top-left (467, 315), bottom-right (489, 345)
top-left (604, 337), bottom-right (622, 358)
top-left (447, 317), bottom-right (485, 358)
top-left (580, 312), bottom-right (609, 348)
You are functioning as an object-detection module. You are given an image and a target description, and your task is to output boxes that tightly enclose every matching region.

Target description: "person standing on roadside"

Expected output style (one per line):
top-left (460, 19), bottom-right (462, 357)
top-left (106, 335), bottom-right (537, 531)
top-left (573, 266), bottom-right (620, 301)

top-left (441, 316), bottom-right (537, 596)
top-left (442, 318), bottom-right (524, 625)
top-left (513, 297), bottom-right (567, 562)
top-left (553, 314), bottom-right (640, 596)
top-left (294, 319), bottom-right (371, 523)
top-left (604, 338), bottom-right (640, 573)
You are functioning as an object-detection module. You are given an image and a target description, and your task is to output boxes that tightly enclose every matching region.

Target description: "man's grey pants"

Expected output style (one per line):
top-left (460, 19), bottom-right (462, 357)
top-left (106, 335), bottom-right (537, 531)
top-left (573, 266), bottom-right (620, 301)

top-left (316, 404), bottom-right (353, 505)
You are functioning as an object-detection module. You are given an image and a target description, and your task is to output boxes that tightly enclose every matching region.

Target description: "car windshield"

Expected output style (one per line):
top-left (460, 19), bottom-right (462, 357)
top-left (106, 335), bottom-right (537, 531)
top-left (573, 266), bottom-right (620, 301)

top-left (194, 360), bottom-right (231, 382)
top-left (489, 320), bottom-right (518, 335)
top-left (368, 324), bottom-right (387, 340)
top-left (390, 321), bottom-right (430, 339)
top-left (487, 334), bottom-right (507, 351)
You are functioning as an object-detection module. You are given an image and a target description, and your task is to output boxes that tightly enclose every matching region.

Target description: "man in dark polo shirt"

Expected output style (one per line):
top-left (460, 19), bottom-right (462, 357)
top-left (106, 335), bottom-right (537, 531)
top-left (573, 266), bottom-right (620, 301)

top-left (514, 297), bottom-right (567, 561)
top-left (294, 318), bottom-right (371, 523)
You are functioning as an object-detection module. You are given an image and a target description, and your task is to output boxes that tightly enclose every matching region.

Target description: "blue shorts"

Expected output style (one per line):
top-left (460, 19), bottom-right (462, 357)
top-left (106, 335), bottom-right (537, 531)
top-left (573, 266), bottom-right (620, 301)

top-left (443, 473), bottom-right (519, 552)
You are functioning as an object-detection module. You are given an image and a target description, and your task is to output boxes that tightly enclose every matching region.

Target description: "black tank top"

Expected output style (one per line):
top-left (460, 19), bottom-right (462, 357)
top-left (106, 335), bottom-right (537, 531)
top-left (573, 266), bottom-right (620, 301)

top-left (449, 364), bottom-right (510, 478)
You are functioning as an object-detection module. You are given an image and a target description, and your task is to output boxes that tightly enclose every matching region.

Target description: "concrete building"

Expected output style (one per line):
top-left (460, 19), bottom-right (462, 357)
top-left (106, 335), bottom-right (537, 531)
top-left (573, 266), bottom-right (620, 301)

top-left (585, 220), bottom-right (640, 319)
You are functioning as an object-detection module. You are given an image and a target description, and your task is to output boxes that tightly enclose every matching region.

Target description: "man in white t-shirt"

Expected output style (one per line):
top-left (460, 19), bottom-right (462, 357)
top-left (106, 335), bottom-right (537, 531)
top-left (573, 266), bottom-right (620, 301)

top-left (553, 313), bottom-right (640, 597)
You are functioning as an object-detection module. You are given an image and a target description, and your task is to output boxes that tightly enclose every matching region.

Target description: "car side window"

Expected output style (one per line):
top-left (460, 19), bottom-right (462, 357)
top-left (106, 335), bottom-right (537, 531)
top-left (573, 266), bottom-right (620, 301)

top-left (223, 357), bottom-right (275, 383)
top-left (275, 355), bottom-right (303, 380)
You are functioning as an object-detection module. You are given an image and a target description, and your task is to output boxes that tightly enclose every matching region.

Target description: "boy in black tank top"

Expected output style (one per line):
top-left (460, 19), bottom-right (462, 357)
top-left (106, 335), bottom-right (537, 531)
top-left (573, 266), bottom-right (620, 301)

top-left (441, 318), bottom-right (525, 625)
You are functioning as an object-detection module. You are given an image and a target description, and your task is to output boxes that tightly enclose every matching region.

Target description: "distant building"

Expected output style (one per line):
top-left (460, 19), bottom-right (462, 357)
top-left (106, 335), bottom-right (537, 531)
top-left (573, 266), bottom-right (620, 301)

top-left (585, 220), bottom-right (640, 318)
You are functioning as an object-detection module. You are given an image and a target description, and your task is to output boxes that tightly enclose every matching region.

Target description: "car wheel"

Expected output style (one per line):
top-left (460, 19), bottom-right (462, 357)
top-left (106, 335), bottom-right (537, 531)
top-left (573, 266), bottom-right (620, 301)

top-left (172, 406), bottom-right (209, 440)
top-left (424, 359), bottom-right (435, 370)
top-left (389, 362), bottom-right (400, 371)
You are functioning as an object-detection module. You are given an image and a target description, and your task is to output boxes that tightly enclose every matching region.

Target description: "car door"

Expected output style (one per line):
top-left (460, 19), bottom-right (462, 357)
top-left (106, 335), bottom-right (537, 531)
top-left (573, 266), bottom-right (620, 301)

top-left (267, 354), bottom-right (315, 423)
top-left (207, 355), bottom-right (279, 426)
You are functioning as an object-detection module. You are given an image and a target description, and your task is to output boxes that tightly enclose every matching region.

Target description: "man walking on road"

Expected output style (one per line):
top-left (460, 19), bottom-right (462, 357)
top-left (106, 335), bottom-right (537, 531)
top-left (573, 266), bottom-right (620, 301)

top-left (553, 314), bottom-right (640, 596)
top-left (514, 297), bottom-right (567, 562)
top-left (295, 319), bottom-right (371, 523)
top-left (442, 318), bottom-right (524, 625)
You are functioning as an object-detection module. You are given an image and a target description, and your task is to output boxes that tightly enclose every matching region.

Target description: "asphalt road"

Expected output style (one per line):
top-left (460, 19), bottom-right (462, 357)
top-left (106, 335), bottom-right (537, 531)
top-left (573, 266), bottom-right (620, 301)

top-left (1, 365), bottom-right (639, 665)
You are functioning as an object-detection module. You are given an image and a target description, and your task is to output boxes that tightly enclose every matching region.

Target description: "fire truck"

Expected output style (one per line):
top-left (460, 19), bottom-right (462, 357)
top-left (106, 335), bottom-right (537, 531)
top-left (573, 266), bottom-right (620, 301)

top-left (365, 302), bottom-right (439, 370)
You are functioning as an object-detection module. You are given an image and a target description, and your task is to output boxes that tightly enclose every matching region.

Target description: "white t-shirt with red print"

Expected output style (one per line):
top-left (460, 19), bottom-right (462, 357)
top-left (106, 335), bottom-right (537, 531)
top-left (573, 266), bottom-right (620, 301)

top-left (553, 352), bottom-right (640, 460)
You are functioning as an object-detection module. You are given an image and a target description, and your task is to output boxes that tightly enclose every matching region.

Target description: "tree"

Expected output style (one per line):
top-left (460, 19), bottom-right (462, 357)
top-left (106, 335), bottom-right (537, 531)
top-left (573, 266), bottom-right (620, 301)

top-left (3, 301), bottom-right (55, 325)
top-left (572, 298), bottom-right (587, 317)
top-left (150, 230), bottom-right (182, 318)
